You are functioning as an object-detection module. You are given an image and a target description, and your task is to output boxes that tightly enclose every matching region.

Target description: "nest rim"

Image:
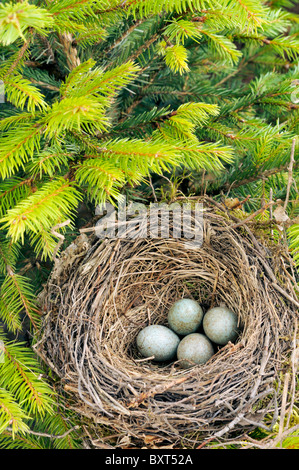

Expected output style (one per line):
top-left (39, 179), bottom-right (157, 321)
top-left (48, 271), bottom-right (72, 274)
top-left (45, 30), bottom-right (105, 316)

top-left (35, 200), bottom-right (298, 447)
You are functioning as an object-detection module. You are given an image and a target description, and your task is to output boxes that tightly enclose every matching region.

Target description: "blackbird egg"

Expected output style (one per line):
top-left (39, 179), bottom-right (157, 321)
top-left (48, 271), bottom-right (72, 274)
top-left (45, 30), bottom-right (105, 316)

top-left (136, 325), bottom-right (180, 362)
top-left (168, 298), bottom-right (203, 335)
top-left (203, 306), bottom-right (239, 345)
top-left (177, 333), bottom-right (214, 368)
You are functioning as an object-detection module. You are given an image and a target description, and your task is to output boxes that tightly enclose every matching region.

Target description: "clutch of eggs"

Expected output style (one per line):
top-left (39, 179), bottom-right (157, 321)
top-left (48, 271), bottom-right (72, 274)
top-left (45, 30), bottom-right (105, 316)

top-left (136, 299), bottom-right (239, 366)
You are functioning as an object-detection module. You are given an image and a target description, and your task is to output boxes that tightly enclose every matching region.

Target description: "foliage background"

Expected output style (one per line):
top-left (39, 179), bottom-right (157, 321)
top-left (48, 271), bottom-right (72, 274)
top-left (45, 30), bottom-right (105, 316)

top-left (0, 0), bottom-right (298, 449)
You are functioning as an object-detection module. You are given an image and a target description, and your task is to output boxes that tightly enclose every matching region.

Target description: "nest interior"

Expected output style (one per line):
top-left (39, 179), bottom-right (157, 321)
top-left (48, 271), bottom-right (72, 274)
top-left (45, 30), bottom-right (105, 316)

top-left (35, 203), bottom-right (299, 446)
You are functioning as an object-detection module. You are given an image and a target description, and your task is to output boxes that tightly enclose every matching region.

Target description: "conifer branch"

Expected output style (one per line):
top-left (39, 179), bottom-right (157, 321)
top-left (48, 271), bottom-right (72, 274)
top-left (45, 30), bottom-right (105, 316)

top-left (6, 39), bottom-right (31, 76)
top-left (0, 388), bottom-right (29, 436)
top-left (222, 160), bottom-right (299, 191)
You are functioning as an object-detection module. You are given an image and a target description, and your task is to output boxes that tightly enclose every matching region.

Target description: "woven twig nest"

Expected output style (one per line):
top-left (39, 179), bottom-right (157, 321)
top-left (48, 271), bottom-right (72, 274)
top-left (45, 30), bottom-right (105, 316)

top-left (35, 200), bottom-right (298, 447)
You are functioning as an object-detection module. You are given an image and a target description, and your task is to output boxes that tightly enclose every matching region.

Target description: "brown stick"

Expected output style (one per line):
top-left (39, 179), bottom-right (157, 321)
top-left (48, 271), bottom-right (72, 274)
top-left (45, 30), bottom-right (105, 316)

top-left (58, 33), bottom-right (81, 71)
top-left (51, 219), bottom-right (71, 260)
top-left (127, 375), bottom-right (189, 408)
top-left (277, 372), bottom-right (290, 447)
top-left (29, 78), bottom-right (60, 92)
top-left (228, 201), bottom-right (275, 229)
top-left (227, 194), bottom-right (251, 209)
top-left (271, 283), bottom-right (299, 308)
top-left (6, 425), bottom-right (79, 440)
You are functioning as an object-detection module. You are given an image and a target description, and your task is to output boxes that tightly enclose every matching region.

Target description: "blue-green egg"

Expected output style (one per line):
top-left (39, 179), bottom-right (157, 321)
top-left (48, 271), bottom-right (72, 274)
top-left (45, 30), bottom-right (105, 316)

top-left (168, 298), bottom-right (203, 335)
top-left (177, 333), bottom-right (214, 368)
top-left (136, 325), bottom-right (180, 362)
top-left (203, 306), bottom-right (239, 345)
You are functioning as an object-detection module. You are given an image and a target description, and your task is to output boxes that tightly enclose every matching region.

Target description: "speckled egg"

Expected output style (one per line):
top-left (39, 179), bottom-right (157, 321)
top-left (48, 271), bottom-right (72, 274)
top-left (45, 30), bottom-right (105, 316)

top-left (167, 298), bottom-right (203, 335)
top-left (136, 325), bottom-right (180, 362)
top-left (177, 333), bottom-right (214, 368)
top-left (203, 306), bottom-right (239, 345)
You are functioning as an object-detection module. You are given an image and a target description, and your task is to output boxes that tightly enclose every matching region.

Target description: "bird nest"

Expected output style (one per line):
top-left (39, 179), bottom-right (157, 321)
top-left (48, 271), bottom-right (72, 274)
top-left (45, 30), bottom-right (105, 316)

top-left (35, 199), bottom-right (299, 448)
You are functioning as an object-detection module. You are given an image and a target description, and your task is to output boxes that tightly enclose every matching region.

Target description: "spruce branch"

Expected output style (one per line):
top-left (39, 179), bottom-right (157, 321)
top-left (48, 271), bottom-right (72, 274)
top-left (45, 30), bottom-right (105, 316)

top-left (0, 3), bottom-right (53, 46)
top-left (222, 159), bottom-right (299, 191)
top-left (5, 38), bottom-right (31, 76)
top-left (0, 178), bottom-right (81, 244)
top-left (128, 34), bottom-right (159, 63)
top-left (0, 125), bottom-right (43, 179)
top-left (0, 388), bottom-right (30, 437)
top-left (0, 331), bottom-right (55, 424)
top-left (0, 178), bottom-right (33, 218)
top-left (1, 272), bottom-right (41, 329)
